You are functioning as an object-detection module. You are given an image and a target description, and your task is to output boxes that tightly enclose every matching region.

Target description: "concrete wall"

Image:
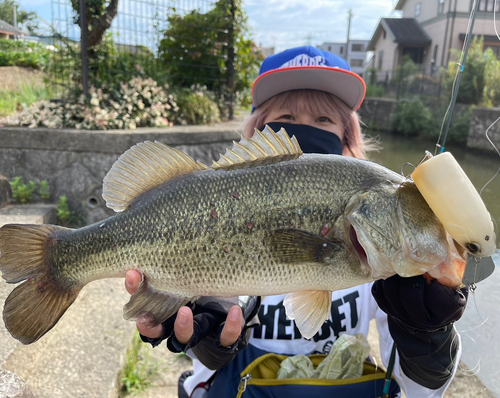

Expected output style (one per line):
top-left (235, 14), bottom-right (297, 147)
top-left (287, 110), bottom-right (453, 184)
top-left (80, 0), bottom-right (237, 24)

top-left (0, 126), bottom-right (240, 225)
top-left (357, 98), bottom-right (397, 132)
top-left (468, 107), bottom-right (500, 153)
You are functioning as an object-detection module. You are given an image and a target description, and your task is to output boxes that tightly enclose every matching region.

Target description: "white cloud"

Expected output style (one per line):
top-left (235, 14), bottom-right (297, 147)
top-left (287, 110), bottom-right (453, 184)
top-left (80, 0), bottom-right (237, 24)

top-left (247, 0), bottom-right (396, 51)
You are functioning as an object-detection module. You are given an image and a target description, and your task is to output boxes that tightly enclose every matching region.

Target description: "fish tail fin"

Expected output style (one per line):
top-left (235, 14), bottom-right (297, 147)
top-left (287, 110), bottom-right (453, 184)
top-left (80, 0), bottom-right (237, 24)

top-left (0, 224), bottom-right (81, 344)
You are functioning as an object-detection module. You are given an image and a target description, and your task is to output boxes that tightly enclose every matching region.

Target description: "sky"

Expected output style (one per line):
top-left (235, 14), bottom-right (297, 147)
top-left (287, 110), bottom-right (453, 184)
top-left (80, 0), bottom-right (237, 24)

top-left (245, 0), bottom-right (400, 52)
top-left (15, 0), bottom-right (401, 51)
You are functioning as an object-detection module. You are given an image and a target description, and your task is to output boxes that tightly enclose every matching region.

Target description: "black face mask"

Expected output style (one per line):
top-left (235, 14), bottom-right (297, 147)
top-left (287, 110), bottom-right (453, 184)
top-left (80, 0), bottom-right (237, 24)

top-left (259, 122), bottom-right (343, 155)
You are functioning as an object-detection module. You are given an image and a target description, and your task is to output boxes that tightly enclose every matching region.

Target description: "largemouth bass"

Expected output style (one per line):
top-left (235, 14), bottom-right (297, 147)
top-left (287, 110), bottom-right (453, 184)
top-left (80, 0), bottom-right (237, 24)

top-left (0, 126), bottom-right (467, 344)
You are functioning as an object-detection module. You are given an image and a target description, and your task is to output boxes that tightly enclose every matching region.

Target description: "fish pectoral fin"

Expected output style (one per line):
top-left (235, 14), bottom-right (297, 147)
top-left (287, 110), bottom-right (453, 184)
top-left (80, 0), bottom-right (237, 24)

top-left (269, 229), bottom-right (342, 263)
top-left (284, 290), bottom-right (332, 340)
top-left (123, 278), bottom-right (196, 326)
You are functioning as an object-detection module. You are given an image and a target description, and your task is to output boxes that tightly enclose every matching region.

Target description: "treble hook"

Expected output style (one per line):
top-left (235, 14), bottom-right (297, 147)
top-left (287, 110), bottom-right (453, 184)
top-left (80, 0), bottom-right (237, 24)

top-left (401, 151), bottom-right (433, 179)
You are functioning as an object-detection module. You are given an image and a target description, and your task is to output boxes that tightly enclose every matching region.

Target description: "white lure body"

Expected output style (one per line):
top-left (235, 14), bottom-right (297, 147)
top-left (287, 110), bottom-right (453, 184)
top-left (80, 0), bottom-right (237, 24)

top-left (412, 152), bottom-right (496, 257)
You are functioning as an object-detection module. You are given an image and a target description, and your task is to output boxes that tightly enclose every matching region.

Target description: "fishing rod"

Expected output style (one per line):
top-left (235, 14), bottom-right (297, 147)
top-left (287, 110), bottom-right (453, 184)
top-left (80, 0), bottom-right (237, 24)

top-left (437, 0), bottom-right (480, 154)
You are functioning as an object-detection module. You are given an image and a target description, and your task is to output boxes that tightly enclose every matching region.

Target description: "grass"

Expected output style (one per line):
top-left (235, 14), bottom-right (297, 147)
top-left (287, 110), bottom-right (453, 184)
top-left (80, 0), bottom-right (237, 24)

top-left (119, 331), bottom-right (163, 397)
top-left (0, 81), bottom-right (53, 117)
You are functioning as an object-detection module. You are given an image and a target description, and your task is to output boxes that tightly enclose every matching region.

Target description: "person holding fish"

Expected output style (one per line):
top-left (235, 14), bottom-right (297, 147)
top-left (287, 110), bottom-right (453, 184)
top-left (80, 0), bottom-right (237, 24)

top-left (125, 46), bottom-right (470, 397)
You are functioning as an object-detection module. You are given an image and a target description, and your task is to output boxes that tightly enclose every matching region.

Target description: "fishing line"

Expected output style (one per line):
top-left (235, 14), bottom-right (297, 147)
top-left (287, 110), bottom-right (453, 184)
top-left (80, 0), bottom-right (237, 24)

top-left (478, 0), bottom-right (500, 199)
top-left (455, 286), bottom-right (492, 376)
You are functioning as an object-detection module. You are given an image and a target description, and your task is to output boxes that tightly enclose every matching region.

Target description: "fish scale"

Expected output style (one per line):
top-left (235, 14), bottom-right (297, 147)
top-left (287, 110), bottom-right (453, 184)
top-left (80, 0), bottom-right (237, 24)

top-left (49, 159), bottom-right (371, 292)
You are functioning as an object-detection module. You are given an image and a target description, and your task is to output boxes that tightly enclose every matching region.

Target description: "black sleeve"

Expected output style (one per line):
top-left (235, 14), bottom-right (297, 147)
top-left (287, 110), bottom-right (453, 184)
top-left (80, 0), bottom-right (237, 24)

top-left (372, 275), bottom-right (468, 389)
top-left (140, 296), bottom-right (261, 370)
top-left (387, 317), bottom-right (459, 389)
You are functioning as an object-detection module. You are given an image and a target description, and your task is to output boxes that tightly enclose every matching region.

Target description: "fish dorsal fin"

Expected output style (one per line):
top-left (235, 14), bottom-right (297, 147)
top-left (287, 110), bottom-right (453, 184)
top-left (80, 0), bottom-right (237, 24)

top-left (103, 141), bottom-right (208, 212)
top-left (211, 125), bottom-right (303, 170)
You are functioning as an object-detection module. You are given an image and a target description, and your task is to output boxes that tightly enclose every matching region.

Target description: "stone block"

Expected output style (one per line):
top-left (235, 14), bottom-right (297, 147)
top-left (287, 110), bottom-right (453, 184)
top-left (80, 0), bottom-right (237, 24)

top-left (0, 173), bottom-right (12, 208)
top-left (0, 204), bottom-right (57, 228)
top-left (0, 369), bottom-right (35, 398)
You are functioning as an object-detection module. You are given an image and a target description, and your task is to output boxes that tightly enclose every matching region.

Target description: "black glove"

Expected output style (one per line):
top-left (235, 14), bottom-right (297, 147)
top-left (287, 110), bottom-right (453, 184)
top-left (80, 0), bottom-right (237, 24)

top-left (372, 275), bottom-right (468, 332)
top-left (372, 275), bottom-right (468, 389)
top-left (141, 296), bottom-right (261, 353)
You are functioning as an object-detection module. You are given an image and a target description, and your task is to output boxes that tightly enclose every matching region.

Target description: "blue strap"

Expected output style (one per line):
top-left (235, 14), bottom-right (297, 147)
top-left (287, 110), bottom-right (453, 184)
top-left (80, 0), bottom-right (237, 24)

top-left (382, 344), bottom-right (397, 397)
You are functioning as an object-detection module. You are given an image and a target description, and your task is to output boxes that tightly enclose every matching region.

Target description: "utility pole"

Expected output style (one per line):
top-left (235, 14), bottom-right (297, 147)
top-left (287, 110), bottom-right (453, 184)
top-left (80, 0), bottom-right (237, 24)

top-left (13, 2), bottom-right (17, 29)
top-left (79, 0), bottom-right (89, 98)
top-left (226, 0), bottom-right (236, 120)
top-left (305, 32), bottom-right (313, 46)
top-left (12, 1), bottom-right (18, 40)
top-left (346, 9), bottom-right (353, 64)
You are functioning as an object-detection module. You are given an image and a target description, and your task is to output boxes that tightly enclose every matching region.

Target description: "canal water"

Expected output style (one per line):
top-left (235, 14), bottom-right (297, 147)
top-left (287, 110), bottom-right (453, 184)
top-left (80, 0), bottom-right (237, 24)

top-left (366, 131), bottom-right (500, 396)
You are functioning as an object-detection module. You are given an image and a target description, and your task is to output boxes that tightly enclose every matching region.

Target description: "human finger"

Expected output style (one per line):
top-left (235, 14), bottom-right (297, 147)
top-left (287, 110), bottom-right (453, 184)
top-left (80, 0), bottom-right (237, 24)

top-left (219, 305), bottom-right (243, 347)
top-left (174, 306), bottom-right (194, 345)
top-left (125, 269), bottom-right (142, 295)
top-left (136, 320), bottom-right (163, 339)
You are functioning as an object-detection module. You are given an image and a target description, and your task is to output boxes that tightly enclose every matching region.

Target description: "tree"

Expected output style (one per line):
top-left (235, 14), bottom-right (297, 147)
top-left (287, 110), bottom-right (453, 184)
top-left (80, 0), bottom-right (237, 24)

top-left (446, 37), bottom-right (486, 105)
top-left (0, 0), bottom-right (39, 34)
top-left (70, 0), bottom-right (119, 48)
top-left (158, 0), bottom-right (261, 101)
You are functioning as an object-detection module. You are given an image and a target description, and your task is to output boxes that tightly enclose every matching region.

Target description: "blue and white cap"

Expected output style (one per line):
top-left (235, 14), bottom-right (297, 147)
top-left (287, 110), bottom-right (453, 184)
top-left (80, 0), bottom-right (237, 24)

top-left (252, 46), bottom-right (366, 111)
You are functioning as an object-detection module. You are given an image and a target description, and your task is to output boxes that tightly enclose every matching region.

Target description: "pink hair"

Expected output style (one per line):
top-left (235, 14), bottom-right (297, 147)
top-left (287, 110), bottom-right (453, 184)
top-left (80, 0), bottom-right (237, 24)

top-left (243, 90), bottom-right (374, 160)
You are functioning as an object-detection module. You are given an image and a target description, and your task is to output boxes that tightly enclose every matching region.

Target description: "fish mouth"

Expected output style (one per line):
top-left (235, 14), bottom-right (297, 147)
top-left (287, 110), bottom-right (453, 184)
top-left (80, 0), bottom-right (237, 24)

top-left (349, 225), bottom-right (368, 266)
top-left (425, 236), bottom-right (467, 289)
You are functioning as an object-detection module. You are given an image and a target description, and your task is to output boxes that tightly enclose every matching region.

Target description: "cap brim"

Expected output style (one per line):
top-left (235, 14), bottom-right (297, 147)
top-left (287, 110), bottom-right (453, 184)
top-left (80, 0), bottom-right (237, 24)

top-left (252, 67), bottom-right (366, 111)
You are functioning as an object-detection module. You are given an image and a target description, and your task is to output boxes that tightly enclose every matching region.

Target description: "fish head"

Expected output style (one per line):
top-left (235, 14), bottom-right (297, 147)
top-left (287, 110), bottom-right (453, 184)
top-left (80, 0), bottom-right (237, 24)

top-left (346, 182), bottom-right (466, 288)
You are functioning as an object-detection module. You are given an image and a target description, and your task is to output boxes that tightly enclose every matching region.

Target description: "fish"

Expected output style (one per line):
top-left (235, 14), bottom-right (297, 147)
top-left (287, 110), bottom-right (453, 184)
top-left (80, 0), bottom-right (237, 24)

top-left (0, 126), bottom-right (467, 344)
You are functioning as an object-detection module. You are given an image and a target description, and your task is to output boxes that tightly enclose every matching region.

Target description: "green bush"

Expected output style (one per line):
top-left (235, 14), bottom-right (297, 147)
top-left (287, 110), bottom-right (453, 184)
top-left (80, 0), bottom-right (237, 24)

top-left (392, 98), bottom-right (433, 136)
top-left (38, 180), bottom-right (50, 200)
top-left (392, 56), bottom-right (421, 99)
top-left (445, 37), bottom-right (486, 105)
top-left (10, 177), bottom-right (37, 204)
top-left (56, 195), bottom-right (72, 224)
top-left (483, 47), bottom-right (500, 107)
top-left (1, 77), bottom-right (180, 129)
top-left (9, 177), bottom-right (52, 203)
top-left (45, 33), bottom-right (160, 99)
top-left (119, 331), bottom-right (161, 396)
top-left (0, 82), bottom-right (54, 117)
top-left (421, 103), bottom-right (473, 145)
top-left (1, 76), bottom-right (233, 129)
top-left (56, 195), bottom-right (84, 226)
top-left (175, 85), bottom-right (221, 125)
top-left (365, 84), bottom-right (385, 98)
top-left (0, 39), bottom-right (52, 69)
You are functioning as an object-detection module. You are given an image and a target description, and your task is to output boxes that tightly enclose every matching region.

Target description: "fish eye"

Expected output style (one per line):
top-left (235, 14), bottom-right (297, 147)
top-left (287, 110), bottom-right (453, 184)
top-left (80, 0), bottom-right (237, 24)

top-left (465, 242), bottom-right (480, 254)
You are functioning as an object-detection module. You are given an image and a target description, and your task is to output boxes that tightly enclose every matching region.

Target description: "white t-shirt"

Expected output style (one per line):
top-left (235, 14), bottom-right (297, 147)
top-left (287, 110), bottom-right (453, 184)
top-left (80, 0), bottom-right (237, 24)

top-left (184, 282), bottom-right (460, 398)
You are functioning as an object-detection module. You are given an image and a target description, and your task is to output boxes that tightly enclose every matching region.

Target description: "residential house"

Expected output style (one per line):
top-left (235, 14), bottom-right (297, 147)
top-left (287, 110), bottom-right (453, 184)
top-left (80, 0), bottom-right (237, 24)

top-left (0, 18), bottom-right (26, 39)
top-left (318, 39), bottom-right (369, 78)
top-left (257, 46), bottom-right (275, 58)
top-left (366, 0), bottom-right (500, 82)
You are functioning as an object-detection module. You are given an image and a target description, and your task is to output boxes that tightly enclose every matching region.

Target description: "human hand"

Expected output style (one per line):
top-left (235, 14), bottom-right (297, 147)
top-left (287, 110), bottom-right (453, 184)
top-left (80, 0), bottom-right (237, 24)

top-left (125, 270), bottom-right (244, 347)
top-left (372, 274), bottom-right (468, 332)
